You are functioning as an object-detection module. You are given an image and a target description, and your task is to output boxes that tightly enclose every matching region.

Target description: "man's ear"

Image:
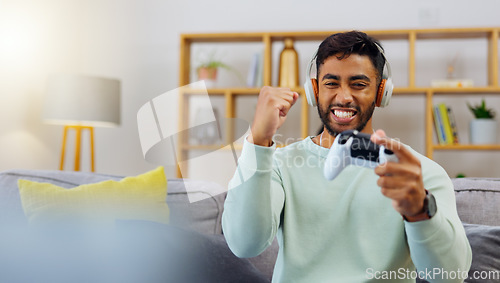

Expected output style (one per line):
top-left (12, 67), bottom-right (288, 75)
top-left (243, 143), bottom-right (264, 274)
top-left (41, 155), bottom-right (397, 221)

top-left (311, 78), bottom-right (319, 102)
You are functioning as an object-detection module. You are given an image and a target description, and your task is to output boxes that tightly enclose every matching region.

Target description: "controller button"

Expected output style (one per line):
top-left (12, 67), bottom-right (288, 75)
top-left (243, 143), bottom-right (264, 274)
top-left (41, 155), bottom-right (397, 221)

top-left (339, 137), bottom-right (349, 144)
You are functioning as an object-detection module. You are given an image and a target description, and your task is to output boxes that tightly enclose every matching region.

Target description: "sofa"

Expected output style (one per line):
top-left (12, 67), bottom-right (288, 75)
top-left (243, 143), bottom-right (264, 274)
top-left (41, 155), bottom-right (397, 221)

top-left (0, 169), bottom-right (498, 282)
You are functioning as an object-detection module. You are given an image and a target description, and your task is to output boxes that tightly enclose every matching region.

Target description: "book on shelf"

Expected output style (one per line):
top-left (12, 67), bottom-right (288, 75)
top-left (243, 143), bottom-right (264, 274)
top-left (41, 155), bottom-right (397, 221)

top-left (433, 105), bottom-right (447, 145)
top-left (246, 52), bottom-right (259, 87)
top-left (446, 106), bottom-right (460, 144)
top-left (438, 103), bottom-right (454, 144)
top-left (255, 51), bottom-right (263, 87)
top-left (246, 51), bottom-right (263, 88)
top-left (432, 103), bottom-right (459, 145)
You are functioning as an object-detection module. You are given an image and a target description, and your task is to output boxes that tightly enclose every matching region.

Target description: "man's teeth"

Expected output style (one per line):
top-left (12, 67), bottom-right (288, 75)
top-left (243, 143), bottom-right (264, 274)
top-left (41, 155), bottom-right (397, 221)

top-left (334, 110), bottom-right (355, 118)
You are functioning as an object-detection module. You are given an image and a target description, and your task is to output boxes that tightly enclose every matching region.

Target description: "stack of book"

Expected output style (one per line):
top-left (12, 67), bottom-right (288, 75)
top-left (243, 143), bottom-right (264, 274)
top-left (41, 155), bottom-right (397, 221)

top-left (433, 103), bottom-right (459, 145)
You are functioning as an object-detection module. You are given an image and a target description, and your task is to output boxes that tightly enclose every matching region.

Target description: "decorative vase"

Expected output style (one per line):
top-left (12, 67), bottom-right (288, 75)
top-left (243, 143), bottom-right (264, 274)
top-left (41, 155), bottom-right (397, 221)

top-left (197, 67), bottom-right (218, 88)
top-left (469, 119), bottom-right (497, 144)
top-left (278, 38), bottom-right (299, 88)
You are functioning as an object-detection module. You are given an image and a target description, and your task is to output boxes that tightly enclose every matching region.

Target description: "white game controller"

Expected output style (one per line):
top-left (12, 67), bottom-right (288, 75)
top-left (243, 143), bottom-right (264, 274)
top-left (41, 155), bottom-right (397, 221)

top-left (323, 130), bottom-right (399, 180)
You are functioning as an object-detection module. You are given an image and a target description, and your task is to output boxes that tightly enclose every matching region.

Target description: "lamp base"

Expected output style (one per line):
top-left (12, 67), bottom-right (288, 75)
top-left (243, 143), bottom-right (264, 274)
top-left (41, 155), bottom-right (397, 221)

top-left (60, 125), bottom-right (95, 172)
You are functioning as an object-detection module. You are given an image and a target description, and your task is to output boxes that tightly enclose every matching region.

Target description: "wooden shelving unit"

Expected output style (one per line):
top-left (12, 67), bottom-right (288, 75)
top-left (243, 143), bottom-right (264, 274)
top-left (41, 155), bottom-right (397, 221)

top-left (178, 27), bottom-right (500, 177)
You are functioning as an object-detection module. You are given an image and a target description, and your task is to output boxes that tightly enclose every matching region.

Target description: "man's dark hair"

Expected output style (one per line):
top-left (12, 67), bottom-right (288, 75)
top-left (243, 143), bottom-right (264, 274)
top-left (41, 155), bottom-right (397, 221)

top-left (315, 31), bottom-right (385, 82)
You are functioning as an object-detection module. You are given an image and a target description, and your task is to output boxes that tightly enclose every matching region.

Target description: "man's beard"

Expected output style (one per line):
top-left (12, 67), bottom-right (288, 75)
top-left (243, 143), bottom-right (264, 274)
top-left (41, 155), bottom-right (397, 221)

top-left (317, 101), bottom-right (375, 137)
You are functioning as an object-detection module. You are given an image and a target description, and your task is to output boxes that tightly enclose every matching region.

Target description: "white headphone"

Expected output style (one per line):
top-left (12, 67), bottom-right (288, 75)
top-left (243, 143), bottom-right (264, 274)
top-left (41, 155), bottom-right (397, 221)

top-left (304, 42), bottom-right (393, 108)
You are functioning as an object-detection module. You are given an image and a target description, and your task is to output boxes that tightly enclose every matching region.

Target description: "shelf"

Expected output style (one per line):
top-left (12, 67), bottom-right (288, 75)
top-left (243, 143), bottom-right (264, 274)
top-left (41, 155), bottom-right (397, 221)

top-left (180, 87), bottom-right (306, 97)
top-left (181, 144), bottom-right (242, 151)
top-left (433, 144), bottom-right (500, 150)
top-left (181, 27), bottom-right (499, 42)
top-left (180, 88), bottom-right (260, 96)
top-left (429, 87), bottom-right (500, 94)
top-left (183, 86), bottom-right (500, 96)
top-left (181, 33), bottom-right (267, 43)
top-left (182, 143), bottom-right (288, 151)
top-left (415, 27), bottom-right (497, 39)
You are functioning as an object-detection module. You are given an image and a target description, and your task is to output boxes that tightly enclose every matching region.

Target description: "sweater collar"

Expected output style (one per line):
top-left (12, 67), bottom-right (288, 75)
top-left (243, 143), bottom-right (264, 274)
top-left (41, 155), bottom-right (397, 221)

top-left (304, 136), bottom-right (330, 158)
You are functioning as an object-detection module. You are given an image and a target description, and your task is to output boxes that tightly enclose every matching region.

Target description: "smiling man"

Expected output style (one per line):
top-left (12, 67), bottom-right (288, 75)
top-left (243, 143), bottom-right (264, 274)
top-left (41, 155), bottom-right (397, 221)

top-left (222, 31), bottom-right (471, 282)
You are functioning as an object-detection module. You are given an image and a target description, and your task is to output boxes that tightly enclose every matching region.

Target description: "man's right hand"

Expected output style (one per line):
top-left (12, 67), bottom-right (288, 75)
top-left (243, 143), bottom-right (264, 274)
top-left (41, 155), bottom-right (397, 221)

top-left (248, 86), bottom-right (299, 147)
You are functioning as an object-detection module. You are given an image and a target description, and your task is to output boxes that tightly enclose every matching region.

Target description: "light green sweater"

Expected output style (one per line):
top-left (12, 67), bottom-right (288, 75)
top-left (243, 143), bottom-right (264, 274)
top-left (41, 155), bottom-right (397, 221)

top-left (222, 137), bottom-right (471, 282)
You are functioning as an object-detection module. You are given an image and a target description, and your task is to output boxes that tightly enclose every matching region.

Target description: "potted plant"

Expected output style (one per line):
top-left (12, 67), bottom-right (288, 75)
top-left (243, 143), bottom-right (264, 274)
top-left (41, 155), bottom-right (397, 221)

top-left (195, 52), bottom-right (234, 88)
top-left (467, 99), bottom-right (497, 144)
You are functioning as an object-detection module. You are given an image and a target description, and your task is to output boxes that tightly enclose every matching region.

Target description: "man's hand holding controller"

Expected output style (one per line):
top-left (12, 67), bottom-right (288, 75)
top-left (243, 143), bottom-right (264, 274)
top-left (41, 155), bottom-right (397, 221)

top-left (371, 130), bottom-right (430, 222)
top-left (324, 129), bottom-right (430, 221)
top-left (248, 86), bottom-right (299, 147)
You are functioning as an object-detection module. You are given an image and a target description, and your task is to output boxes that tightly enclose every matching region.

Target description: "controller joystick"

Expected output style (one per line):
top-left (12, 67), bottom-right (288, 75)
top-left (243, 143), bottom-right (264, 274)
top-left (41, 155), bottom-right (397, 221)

top-left (323, 130), bottom-right (399, 180)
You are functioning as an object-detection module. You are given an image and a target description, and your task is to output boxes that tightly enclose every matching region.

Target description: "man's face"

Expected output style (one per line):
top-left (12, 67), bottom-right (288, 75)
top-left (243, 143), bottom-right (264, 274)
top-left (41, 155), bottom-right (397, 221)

top-left (316, 53), bottom-right (378, 136)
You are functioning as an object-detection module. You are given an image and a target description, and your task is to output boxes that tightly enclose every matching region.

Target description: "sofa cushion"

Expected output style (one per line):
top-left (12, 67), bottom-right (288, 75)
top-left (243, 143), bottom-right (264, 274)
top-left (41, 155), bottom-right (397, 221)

top-left (112, 220), bottom-right (269, 282)
top-left (247, 237), bottom-right (279, 282)
top-left (462, 223), bottom-right (500, 283)
top-left (452, 178), bottom-right (500, 226)
top-left (416, 223), bottom-right (500, 283)
top-left (0, 220), bottom-right (269, 283)
top-left (17, 167), bottom-right (169, 225)
top-left (0, 169), bottom-right (226, 234)
top-left (202, 234), bottom-right (270, 282)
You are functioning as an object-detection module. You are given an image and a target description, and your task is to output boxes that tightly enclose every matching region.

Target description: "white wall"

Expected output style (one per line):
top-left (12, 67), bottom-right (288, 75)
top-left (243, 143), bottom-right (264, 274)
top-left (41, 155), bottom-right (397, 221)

top-left (1, 0), bottom-right (500, 185)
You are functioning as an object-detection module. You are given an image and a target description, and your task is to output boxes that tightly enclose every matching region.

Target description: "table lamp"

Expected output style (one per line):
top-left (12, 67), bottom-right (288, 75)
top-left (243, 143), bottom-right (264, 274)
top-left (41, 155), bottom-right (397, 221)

top-left (43, 74), bottom-right (121, 172)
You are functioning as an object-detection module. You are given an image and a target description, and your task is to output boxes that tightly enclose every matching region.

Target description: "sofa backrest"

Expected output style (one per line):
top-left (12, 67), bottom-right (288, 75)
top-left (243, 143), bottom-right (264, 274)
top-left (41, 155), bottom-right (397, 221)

top-left (452, 178), bottom-right (500, 226)
top-left (0, 169), bottom-right (226, 235)
top-left (167, 178), bottom-right (226, 234)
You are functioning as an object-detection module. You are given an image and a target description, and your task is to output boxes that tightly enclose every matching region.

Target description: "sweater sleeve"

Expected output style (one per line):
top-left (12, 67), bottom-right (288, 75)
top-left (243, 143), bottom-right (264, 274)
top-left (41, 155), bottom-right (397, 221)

top-left (404, 155), bottom-right (472, 282)
top-left (222, 138), bottom-right (285, 258)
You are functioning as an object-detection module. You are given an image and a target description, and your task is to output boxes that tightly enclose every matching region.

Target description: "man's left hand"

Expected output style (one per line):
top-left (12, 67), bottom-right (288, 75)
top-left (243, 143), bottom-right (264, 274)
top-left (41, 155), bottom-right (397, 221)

top-left (371, 129), bottom-right (428, 222)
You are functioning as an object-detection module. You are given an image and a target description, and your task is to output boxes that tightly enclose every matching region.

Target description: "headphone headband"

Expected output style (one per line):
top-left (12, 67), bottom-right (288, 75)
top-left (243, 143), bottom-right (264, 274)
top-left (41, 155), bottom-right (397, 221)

top-left (373, 42), bottom-right (391, 83)
top-left (303, 41), bottom-right (393, 108)
top-left (304, 50), bottom-right (318, 107)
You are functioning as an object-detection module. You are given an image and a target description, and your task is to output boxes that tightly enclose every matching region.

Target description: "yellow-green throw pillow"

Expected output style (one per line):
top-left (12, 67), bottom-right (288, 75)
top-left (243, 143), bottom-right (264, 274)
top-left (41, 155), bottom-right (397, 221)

top-left (18, 166), bottom-right (169, 226)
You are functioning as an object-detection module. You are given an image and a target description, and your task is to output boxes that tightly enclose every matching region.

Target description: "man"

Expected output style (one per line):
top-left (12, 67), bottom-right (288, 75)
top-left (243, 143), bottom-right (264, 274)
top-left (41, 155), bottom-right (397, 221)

top-left (222, 31), bottom-right (471, 282)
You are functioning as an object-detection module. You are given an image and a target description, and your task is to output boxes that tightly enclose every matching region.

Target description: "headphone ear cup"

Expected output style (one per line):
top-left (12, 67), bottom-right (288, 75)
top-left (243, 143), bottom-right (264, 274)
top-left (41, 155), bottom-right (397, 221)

top-left (311, 78), bottom-right (318, 101)
top-left (376, 78), bottom-right (393, 107)
top-left (374, 44), bottom-right (393, 108)
top-left (304, 78), bottom-right (318, 107)
top-left (376, 79), bottom-right (386, 107)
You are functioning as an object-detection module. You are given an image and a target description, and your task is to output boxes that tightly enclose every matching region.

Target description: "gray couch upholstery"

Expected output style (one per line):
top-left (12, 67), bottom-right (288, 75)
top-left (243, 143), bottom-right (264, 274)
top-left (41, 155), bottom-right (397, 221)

top-left (0, 169), bottom-right (498, 282)
top-left (452, 178), bottom-right (500, 226)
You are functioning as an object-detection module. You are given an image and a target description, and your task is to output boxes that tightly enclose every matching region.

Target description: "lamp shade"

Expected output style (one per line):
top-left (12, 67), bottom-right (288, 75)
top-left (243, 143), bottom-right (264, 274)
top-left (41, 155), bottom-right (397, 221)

top-left (43, 74), bottom-right (121, 127)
